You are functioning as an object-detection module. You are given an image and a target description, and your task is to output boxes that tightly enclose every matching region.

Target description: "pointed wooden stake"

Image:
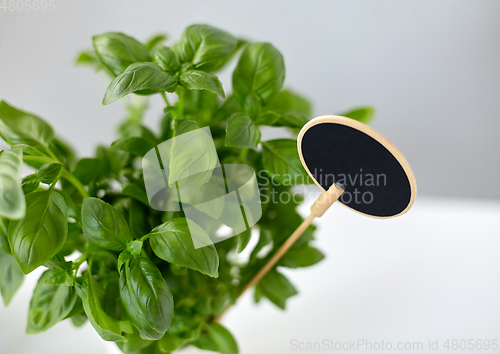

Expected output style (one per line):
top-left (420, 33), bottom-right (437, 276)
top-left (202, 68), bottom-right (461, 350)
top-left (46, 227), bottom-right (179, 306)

top-left (214, 183), bottom-right (345, 322)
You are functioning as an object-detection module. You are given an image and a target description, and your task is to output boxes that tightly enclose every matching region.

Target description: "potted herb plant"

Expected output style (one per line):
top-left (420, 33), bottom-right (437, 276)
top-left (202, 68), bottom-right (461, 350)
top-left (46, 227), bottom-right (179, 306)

top-left (0, 24), bottom-right (373, 354)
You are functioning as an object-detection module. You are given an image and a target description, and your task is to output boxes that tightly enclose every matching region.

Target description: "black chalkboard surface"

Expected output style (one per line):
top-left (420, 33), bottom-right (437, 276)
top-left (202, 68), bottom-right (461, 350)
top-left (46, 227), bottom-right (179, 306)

top-left (298, 116), bottom-right (416, 218)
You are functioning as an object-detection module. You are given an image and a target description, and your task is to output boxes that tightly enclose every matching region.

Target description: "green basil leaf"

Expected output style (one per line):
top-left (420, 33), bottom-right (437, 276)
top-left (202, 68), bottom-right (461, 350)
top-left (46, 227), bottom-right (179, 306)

top-left (0, 249), bottom-right (23, 305)
top-left (117, 328), bottom-right (154, 354)
top-left (273, 111), bottom-right (308, 128)
top-left (128, 200), bottom-right (149, 239)
top-left (122, 183), bottom-right (149, 206)
top-left (0, 101), bottom-right (54, 147)
top-left (158, 332), bottom-right (190, 353)
top-left (27, 270), bottom-right (77, 333)
top-left (96, 145), bottom-right (130, 176)
top-left (42, 254), bottom-right (72, 270)
top-left (213, 96), bottom-right (243, 123)
top-left (49, 136), bottom-right (76, 168)
top-left (144, 33), bottom-right (168, 52)
top-left (44, 268), bottom-right (74, 286)
top-left (232, 43), bottom-right (285, 117)
top-left (180, 70), bottom-right (225, 99)
top-left (225, 112), bottom-right (261, 148)
top-left (127, 240), bottom-right (143, 256)
top-left (193, 322), bottom-right (238, 354)
top-left (279, 246), bottom-right (325, 268)
top-left (120, 256), bottom-right (174, 340)
top-left (253, 111), bottom-right (281, 126)
top-left (237, 229), bottom-right (251, 253)
top-left (9, 190), bottom-right (68, 274)
top-left (117, 250), bottom-right (133, 275)
top-left (153, 46), bottom-right (180, 73)
top-left (82, 197), bottom-right (132, 251)
top-left (75, 50), bottom-right (99, 66)
top-left (38, 162), bottom-right (63, 184)
top-left (0, 146), bottom-right (25, 219)
top-left (257, 268), bottom-right (297, 309)
top-left (93, 32), bottom-right (151, 76)
top-left (21, 174), bottom-right (40, 195)
top-left (264, 89), bottom-right (311, 117)
top-left (110, 137), bottom-right (156, 157)
top-left (79, 267), bottom-right (127, 342)
top-left (169, 119), bottom-right (218, 188)
top-left (178, 25), bottom-right (238, 72)
top-left (72, 157), bottom-right (110, 185)
top-left (340, 106), bottom-right (375, 124)
top-left (148, 218), bottom-right (219, 278)
top-left (103, 63), bottom-right (178, 105)
top-left (0, 217), bottom-right (10, 253)
top-left (261, 139), bottom-right (312, 185)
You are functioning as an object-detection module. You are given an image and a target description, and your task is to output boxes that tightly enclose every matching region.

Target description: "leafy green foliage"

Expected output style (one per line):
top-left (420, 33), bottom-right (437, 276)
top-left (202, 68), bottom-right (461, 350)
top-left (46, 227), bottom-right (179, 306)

top-left (9, 190), bottom-right (68, 274)
top-left (93, 33), bottom-right (151, 76)
top-left (0, 249), bottom-right (24, 305)
top-left (79, 264), bottom-right (128, 342)
top-left (0, 101), bottom-right (54, 147)
top-left (120, 256), bottom-right (174, 340)
top-left (232, 42), bottom-right (285, 118)
top-left (103, 63), bottom-right (178, 105)
top-left (255, 269), bottom-right (297, 309)
top-left (148, 218), bottom-right (219, 278)
top-left (27, 270), bottom-right (77, 333)
top-left (154, 46), bottom-right (180, 73)
top-left (225, 113), bottom-right (261, 148)
top-left (341, 106), bottom-right (375, 124)
top-left (180, 70), bottom-right (225, 98)
top-left (0, 146), bottom-right (25, 219)
top-left (82, 198), bottom-right (132, 251)
top-left (0, 24), bottom-right (372, 354)
top-left (261, 139), bottom-right (313, 185)
top-left (177, 24), bottom-right (238, 72)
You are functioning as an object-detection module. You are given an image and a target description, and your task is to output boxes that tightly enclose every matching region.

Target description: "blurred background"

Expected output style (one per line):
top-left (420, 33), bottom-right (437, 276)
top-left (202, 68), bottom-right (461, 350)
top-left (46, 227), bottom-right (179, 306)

top-left (1, 1), bottom-right (499, 354)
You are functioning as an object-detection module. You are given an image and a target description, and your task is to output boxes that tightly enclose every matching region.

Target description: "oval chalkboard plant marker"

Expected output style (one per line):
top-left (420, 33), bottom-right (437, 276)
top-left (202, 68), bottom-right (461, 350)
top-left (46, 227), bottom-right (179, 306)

top-left (215, 115), bottom-right (416, 322)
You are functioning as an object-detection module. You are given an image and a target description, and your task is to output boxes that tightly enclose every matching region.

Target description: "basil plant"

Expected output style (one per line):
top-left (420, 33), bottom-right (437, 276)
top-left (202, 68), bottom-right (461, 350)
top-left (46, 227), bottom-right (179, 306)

top-left (0, 24), bottom-right (373, 354)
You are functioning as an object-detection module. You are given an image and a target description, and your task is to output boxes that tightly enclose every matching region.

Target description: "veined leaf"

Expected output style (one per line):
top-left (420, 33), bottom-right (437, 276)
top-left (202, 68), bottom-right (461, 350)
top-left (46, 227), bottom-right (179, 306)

top-left (121, 183), bottom-right (149, 206)
top-left (9, 190), bottom-right (68, 274)
top-left (120, 256), bottom-right (174, 340)
top-left (0, 249), bottom-right (24, 305)
top-left (180, 70), bottom-right (225, 98)
top-left (0, 146), bottom-right (25, 219)
top-left (256, 269), bottom-right (297, 309)
top-left (103, 63), bottom-right (178, 105)
top-left (153, 46), bottom-right (180, 73)
top-left (110, 137), bottom-right (156, 157)
top-left (193, 322), bottom-right (238, 354)
top-left (82, 198), bottom-right (132, 251)
top-left (27, 270), bottom-right (77, 333)
top-left (169, 119), bottom-right (218, 188)
top-left (261, 139), bottom-right (312, 185)
top-left (79, 266), bottom-right (128, 342)
top-left (148, 218), bottom-right (219, 278)
top-left (178, 25), bottom-right (238, 72)
top-left (225, 112), bottom-right (261, 148)
top-left (0, 101), bottom-right (54, 147)
top-left (93, 32), bottom-right (151, 76)
top-left (232, 42), bottom-right (285, 117)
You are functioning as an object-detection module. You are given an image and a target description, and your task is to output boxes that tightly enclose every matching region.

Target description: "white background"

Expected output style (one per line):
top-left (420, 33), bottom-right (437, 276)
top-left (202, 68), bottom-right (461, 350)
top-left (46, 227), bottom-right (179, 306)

top-left (1, 1), bottom-right (500, 354)
top-left (0, 0), bottom-right (499, 198)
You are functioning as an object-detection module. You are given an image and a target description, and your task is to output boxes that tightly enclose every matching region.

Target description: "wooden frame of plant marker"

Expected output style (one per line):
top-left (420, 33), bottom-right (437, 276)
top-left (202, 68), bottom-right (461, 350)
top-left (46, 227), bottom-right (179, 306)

top-left (214, 115), bottom-right (417, 322)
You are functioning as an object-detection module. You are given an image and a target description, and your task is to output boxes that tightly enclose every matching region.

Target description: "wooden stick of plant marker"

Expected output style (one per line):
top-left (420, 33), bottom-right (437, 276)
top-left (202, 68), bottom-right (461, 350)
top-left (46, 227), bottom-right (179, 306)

top-left (214, 183), bottom-right (345, 322)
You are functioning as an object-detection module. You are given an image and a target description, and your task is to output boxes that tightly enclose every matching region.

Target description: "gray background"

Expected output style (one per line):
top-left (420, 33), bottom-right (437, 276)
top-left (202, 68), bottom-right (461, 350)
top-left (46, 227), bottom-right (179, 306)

top-left (1, 0), bottom-right (499, 199)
